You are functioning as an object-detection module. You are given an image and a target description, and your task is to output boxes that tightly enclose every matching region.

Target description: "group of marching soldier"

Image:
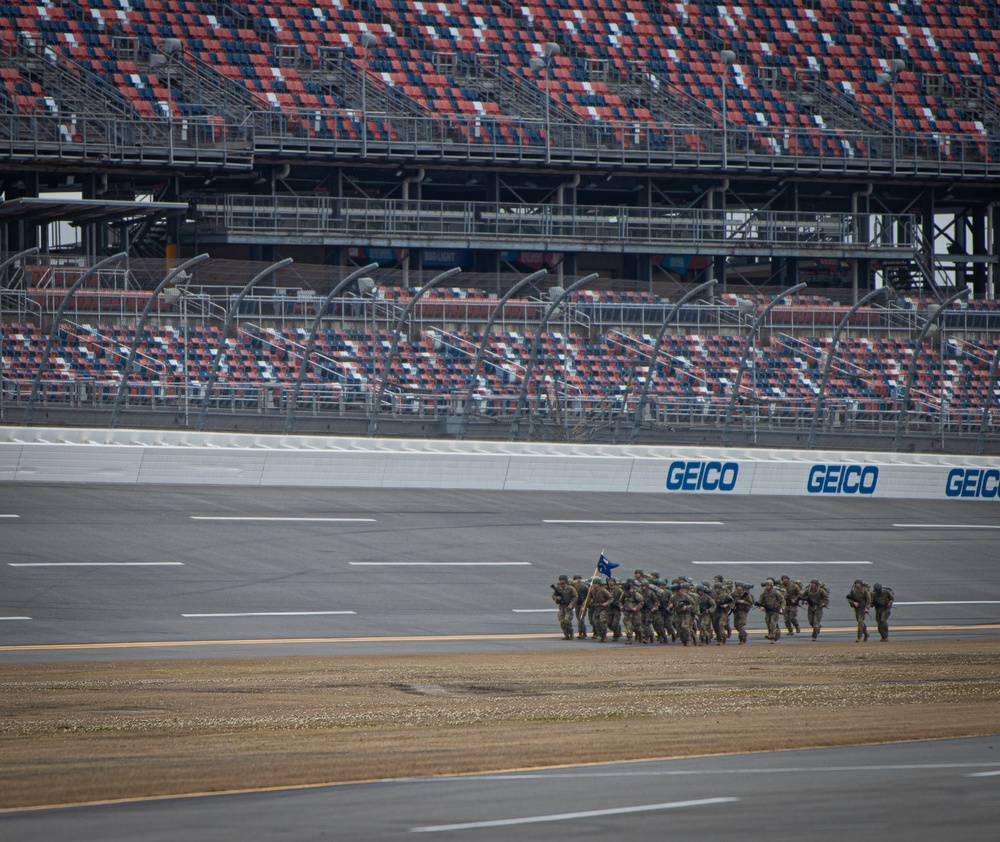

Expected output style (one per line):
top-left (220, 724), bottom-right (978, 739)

top-left (551, 571), bottom-right (894, 645)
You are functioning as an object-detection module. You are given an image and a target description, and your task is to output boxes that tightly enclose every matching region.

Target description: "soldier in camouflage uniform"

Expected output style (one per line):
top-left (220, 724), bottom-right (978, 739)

top-left (604, 577), bottom-right (623, 641)
top-left (620, 578), bottom-right (645, 644)
top-left (649, 580), bottom-right (669, 643)
top-left (695, 584), bottom-right (716, 645)
top-left (713, 574), bottom-right (734, 639)
top-left (670, 582), bottom-right (698, 646)
top-left (571, 574), bottom-right (589, 639)
top-left (756, 578), bottom-right (786, 644)
top-left (779, 575), bottom-right (803, 636)
top-left (587, 577), bottom-right (609, 642)
top-left (711, 582), bottom-right (735, 645)
top-left (732, 582), bottom-right (755, 644)
top-left (800, 578), bottom-right (830, 639)
top-left (639, 580), bottom-right (665, 644)
top-left (551, 574), bottom-right (578, 640)
top-left (846, 578), bottom-right (873, 642)
top-left (871, 582), bottom-right (894, 641)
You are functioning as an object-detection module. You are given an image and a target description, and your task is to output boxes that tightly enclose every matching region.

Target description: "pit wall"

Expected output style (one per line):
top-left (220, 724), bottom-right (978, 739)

top-left (1, 427), bottom-right (998, 501)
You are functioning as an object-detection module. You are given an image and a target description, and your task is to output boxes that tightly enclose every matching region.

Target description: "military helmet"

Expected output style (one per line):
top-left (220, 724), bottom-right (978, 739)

top-left (558, 574), bottom-right (568, 581)
top-left (713, 582), bottom-right (724, 589)
top-left (592, 577), bottom-right (604, 585)
top-left (810, 578), bottom-right (820, 585)
top-left (650, 570), bottom-right (660, 578)
top-left (874, 583), bottom-right (883, 591)
top-left (626, 577), bottom-right (636, 584)
top-left (854, 578), bottom-right (864, 585)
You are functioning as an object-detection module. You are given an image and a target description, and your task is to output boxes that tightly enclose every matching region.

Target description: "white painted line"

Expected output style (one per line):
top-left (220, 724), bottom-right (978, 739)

top-left (512, 609), bottom-right (558, 613)
top-left (542, 520), bottom-right (723, 526)
top-left (349, 562), bottom-right (531, 567)
top-left (9, 562), bottom-right (185, 567)
top-left (0, 514), bottom-right (20, 518)
top-left (691, 561), bottom-right (871, 565)
top-left (191, 516), bottom-right (376, 522)
top-left (410, 797), bottom-right (739, 833)
top-left (967, 770), bottom-right (1000, 778)
top-left (893, 523), bottom-right (1000, 529)
top-left (182, 611), bottom-right (357, 618)
top-left (0, 616), bottom-right (31, 621)
top-left (896, 601), bottom-right (1000, 606)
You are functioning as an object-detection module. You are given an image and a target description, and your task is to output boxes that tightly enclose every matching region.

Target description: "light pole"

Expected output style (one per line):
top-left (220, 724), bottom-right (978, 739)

top-left (719, 49), bottom-right (735, 170)
top-left (368, 267), bottom-right (461, 437)
top-left (530, 42), bottom-right (560, 164)
top-left (284, 262), bottom-right (378, 435)
top-left (24, 252), bottom-right (128, 427)
top-left (111, 253), bottom-right (209, 428)
top-left (195, 257), bottom-right (293, 432)
top-left (722, 282), bottom-right (807, 446)
top-left (359, 32), bottom-right (376, 159)
top-left (877, 59), bottom-right (905, 175)
top-left (0, 246), bottom-right (39, 423)
top-left (891, 286), bottom-right (970, 452)
top-left (509, 273), bottom-right (599, 441)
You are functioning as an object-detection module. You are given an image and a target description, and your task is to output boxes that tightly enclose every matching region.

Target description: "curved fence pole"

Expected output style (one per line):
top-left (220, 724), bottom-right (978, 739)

top-left (23, 252), bottom-right (128, 426)
top-left (891, 286), bottom-right (971, 452)
top-left (0, 246), bottom-right (40, 280)
top-left (628, 279), bottom-right (717, 444)
top-left (721, 282), bottom-right (807, 447)
top-left (283, 262), bottom-right (379, 435)
top-left (195, 257), bottom-right (294, 432)
top-left (508, 273), bottom-right (599, 442)
top-left (457, 268), bottom-right (547, 441)
top-left (367, 266), bottom-right (462, 437)
top-left (976, 342), bottom-right (1000, 456)
top-left (110, 253), bottom-right (210, 428)
top-left (807, 286), bottom-right (892, 450)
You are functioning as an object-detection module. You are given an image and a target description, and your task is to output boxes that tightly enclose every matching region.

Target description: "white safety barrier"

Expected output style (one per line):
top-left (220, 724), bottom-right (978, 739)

top-left (0, 427), bottom-right (998, 500)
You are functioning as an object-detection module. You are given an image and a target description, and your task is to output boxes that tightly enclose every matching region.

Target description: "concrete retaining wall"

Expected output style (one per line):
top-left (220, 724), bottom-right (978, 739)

top-left (0, 427), bottom-right (998, 500)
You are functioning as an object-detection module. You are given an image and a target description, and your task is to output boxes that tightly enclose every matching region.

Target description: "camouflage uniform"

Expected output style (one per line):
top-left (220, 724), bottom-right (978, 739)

top-left (779, 576), bottom-right (803, 635)
top-left (670, 585), bottom-right (698, 646)
top-left (639, 582), bottom-right (662, 644)
top-left (871, 583), bottom-right (894, 641)
top-left (604, 578), bottom-right (623, 641)
top-left (713, 575), bottom-right (734, 639)
top-left (711, 584), bottom-right (735, 645)
top-left (732, 583), bottom-right (755, 644)
top-left (800, 579), bottom-right (830, 639)
top-left (620, 580), bottom-right (645, 644)
top-left (587, 578), bottom-right (610, 642)
top-left (846, 579), bottom-right (873, 642)
top-left (551, 575), bottom-right (578, 640)
top-left (696, 585), bottom-right (716, 645)
top-left (756, 580), bottom-right (786, 644)
top-left (572, 575), bottom-right (589, 639)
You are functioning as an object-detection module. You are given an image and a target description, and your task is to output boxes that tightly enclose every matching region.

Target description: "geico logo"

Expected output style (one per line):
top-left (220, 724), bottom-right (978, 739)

top-left (666, 460), bottom-right (739, 492)
top-left (806, 464), bottom-right (879, 495)
top-left (945, 468), bottom-right (1000, 499)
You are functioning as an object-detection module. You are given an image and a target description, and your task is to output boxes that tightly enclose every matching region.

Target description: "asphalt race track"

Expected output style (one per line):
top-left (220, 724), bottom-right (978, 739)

top-left (1, 737), bottom-right (998, 840)
top-left (1, 483), bottom-right (999, 661)
top-left (2, 483), bottom-right (999, 835)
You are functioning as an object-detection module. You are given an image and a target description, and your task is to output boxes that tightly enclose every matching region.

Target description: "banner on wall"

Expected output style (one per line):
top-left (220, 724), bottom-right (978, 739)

top-left (346, 246), bottom-right (405, 264)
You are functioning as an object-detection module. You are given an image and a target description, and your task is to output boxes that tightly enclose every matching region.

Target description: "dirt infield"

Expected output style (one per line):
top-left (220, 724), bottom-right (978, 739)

top-left (2, 638), bottom-right (999, 810)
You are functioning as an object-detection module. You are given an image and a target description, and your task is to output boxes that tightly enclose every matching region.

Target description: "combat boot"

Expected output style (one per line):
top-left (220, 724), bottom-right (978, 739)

top-left (577, 631), bottom-right (587, 640)
top-left (863, 629), bottom-right (869, 642)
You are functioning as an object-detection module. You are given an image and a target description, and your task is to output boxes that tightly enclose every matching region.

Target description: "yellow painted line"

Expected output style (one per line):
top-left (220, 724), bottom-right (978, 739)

top-left (0, 625), bottom-right (998, 653)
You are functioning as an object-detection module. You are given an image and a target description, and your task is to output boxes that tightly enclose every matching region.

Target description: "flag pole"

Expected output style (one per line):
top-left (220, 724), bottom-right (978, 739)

top-left (578, 549), bottom-right (605, 616)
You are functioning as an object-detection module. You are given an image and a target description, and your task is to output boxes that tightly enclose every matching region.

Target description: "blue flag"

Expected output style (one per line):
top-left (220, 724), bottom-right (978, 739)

top-left (597, 553), bottom-right (619, 577)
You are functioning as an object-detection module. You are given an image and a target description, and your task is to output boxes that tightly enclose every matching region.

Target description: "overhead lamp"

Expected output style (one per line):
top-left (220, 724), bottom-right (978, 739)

top-left (357, 277), bottom-right (377, 296)
top-left (360, 32), bottom-right (377, 50)
top-left (720, 49), bottom-right (736, 66)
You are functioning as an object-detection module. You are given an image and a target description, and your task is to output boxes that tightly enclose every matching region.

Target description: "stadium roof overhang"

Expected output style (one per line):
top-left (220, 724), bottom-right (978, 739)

top-left (0, 197), bottom-right (189, 227)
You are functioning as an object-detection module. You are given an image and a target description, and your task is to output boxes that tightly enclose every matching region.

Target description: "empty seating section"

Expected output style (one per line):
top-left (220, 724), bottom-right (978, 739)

top-left (2, 1), bottom-right (997, 152)
top-left (5, 304), bottom-right (999, 418)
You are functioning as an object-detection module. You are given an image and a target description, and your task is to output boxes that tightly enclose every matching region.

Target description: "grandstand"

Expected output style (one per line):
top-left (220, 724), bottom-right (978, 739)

top-left (1, 1), bottom-right (999, 452)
